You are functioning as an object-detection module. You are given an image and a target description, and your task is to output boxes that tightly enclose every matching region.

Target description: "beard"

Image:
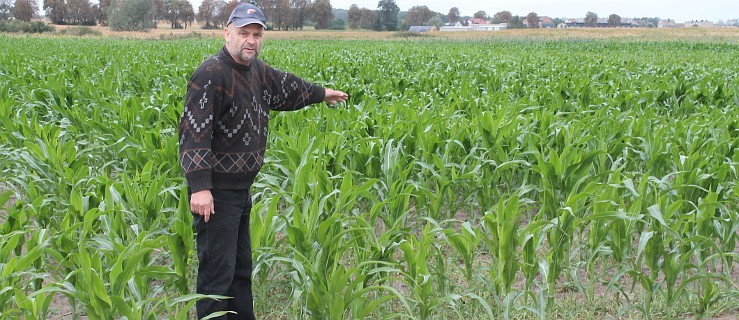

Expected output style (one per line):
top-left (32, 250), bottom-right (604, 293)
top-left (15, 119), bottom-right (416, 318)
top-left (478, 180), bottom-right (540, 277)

top-left (238, 47), bottom-right (260, 65)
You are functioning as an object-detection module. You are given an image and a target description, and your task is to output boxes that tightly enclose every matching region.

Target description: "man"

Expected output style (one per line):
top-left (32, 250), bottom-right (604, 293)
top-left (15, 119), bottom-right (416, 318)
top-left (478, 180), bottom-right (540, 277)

top-left (178, 3), bottom-right (348, 319)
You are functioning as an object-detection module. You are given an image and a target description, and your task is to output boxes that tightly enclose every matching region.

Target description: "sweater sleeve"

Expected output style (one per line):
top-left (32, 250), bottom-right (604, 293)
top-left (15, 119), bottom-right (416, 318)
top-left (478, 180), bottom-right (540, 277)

top-left (264, 64), bottom-right (326, 111)
top-left (178, 68), bottom-right (220, 193)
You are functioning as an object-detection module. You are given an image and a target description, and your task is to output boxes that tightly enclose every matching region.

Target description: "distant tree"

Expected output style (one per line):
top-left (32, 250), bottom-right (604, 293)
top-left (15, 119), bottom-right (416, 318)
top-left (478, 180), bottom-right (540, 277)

top-left (182, 0), bottom-right (194, 27)
top-left (14, 0), bottom-right (37, 21)
top-left (347, 4), bottom-right (360, 29)
top-left (66, 0), bottom-right (96, 25)
top-left (218, 0), bottom-right (237, 26)
top-left (272, 0), bottom-right (290, 30)
top-left (525, 11), bottom-right (538, 28)
top-left (152, 0), bottom-right (164, 20)
top-left (93, 0), bottom-right (110, 25)
top-left (634, 17), bottom-right (659, 28)
top-left (289, 0), bottom-right (310, 30)
top-left (197, 0), bottom-right (218, 28)
top-left (310, 0), bottom-right (332, 29)
top-left (585, 11), bottom-right (598, 27)
top-left (446, 7), bottom-right (459, 24)
top-left (492, 10), bottom-right (512, 24)
top-left (553, 17), bottom-right (564, 25)
top-left (509, 15), bottom-right (524, 28)
top-left (108, 0), bottom-right (155, 31)
top-left (0, 0), bottom-right (13, 20)
top-left (376, 0), bottom-right (399, 31)
top-left (404, 5), bottom-right (433, 26)
top-left (161, 0), bottom-right (194, 29)
top-left (43, 0), bottom-right (67, 24)
top-left (608, 13), bottom-right (621, 26)
top-left (358, 7), bottom-right (374, 29)
top-left (473, 10), bottom-right (486, 19)
top-left (329, 18), bottom-right (344, 29)
top-left (428, 15), bottom-right (442, 28)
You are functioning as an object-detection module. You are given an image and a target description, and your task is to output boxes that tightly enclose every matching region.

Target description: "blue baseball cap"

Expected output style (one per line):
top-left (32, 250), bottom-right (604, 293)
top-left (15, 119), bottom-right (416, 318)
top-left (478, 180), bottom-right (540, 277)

top-left (227, 3), bottom-right (266, 28)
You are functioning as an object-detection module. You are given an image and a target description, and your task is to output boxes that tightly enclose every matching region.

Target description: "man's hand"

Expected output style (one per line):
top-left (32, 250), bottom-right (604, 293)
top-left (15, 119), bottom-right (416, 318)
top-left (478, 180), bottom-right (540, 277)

top-left (324, 88), bottom-right (349, 106)
top-left (190, 189), bottom-right (214, 222)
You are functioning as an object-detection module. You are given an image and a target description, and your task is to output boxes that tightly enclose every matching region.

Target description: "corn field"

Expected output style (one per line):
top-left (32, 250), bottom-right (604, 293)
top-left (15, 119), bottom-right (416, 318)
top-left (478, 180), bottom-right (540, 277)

top-left (1, 35), bottom-right (738, 319)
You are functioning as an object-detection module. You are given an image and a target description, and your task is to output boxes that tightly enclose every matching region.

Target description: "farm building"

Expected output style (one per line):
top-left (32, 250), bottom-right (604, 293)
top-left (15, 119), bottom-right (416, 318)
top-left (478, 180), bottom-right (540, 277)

top-left (440, 21), bottom-right (508, 32)
top-left (408, 26), bottom-right (436, 33)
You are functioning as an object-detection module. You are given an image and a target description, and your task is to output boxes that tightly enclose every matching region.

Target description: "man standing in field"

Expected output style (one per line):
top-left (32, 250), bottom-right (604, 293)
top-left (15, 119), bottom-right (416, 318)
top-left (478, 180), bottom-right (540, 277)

top-left (178, 3), bottom-right (348, 319)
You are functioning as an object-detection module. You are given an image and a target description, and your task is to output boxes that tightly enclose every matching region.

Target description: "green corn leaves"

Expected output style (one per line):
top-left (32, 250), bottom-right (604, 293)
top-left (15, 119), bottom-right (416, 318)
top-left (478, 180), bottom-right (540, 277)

top-left (1, 35), bottom-right (738, 318)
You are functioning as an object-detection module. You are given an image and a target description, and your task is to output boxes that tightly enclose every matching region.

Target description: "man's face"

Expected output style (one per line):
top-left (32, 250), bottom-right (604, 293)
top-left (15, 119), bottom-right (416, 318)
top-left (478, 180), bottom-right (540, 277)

top-left (224, 23), bottom-right (264, 66)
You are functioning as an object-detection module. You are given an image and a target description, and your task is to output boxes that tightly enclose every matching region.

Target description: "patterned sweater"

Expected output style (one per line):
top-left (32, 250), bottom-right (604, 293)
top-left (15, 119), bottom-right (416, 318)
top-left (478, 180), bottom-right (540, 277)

top-left (179, 46), bottom-right (326, 192)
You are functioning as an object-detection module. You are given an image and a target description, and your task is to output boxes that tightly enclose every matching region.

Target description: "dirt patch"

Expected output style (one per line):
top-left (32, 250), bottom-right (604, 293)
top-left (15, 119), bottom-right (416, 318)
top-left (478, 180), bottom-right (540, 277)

top-left (46, 294), bottom-right (86, 320)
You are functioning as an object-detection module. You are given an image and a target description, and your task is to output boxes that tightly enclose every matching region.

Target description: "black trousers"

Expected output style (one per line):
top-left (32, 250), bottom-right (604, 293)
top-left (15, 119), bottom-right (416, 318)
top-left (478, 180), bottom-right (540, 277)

top-left (191, 189), bottom-right (256, 320)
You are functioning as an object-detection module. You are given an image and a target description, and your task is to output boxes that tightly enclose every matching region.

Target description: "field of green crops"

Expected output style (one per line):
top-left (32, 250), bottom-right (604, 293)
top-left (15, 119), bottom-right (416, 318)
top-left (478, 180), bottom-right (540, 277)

top-left (1, 34), bottom-right (738, 319)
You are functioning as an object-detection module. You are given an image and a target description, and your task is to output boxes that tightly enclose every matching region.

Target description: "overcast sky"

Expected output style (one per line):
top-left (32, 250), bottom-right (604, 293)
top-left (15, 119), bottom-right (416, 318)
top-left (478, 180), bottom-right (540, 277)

top-left (195, 0), bottom-right (738, 22)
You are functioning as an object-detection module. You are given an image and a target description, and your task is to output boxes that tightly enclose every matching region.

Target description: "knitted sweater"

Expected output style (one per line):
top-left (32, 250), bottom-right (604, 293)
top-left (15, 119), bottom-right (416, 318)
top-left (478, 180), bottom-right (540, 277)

top-left (179, 46), bottom-right (326, 192)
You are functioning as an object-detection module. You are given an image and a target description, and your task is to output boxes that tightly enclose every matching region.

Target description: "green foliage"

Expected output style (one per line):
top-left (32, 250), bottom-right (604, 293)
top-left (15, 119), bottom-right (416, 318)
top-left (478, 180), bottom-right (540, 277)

top-left (0, 35), bottom-right (738, 319)
top-left (58, 26), bottom-right (102, 36)
top-left (393, 31), bottom-right (431, 38)
top-left (0, 20), bottom-right (54, 33)
top-left (107, 0), bottom-right (155, 32)
top-left (376, 0), bottom-right (399, 31)
top-left (329, 18), bottom-right (345, 30)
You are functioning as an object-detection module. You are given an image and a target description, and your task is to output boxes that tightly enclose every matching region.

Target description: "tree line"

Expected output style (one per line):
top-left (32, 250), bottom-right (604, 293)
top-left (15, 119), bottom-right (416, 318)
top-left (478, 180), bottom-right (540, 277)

top-left (0, 0), bottom-right (673, 32)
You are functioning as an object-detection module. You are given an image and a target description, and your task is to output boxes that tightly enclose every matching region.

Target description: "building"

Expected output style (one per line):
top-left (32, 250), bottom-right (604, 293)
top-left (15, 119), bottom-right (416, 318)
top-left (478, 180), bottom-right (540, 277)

top-left (563, 17), bottom-right (638, 28)
top-left (408, 26), bottom-right (436, 33)
top-left (439, 21), bottom-right (508, 32)
top-left (659, 19), bottom-right (715, 28)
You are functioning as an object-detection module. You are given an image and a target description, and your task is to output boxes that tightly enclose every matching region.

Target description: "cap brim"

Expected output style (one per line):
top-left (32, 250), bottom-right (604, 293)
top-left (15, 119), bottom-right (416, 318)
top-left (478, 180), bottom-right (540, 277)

top-left (232, 18), bottom-right (266, 28)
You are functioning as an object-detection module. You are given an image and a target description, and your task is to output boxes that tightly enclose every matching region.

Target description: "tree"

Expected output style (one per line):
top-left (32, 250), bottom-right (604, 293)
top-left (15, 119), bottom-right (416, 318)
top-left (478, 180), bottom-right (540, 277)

top-left (492, 10), bottom-right (512, 24)
top-left (525, 12), bottom-right (538, 28)
top-left (289, 0), bottom-right (310, 30)
top-left (108, 0), bottom-right (155, 31)
top-left (509, 15), bottom-right (524, 28)
top-left (272, 0), bottom-right (290, 30)
top-left (446, 7), bottom-right (459, 24)
top-left (635, 17), bottom-right (659, 28)
top-left (359, 7), bottom-right (374, 29)
top-left (608, 13), bottom-right (621, 26)
top-left (585, 11), bottom-right (598, 27)
top-left (347, 4), bottom-right (360, 29)
top-left (376, 0), bottom-right (398, 31)
top-left (404, 5), bottom-right (433, 26)
top-left (92, 0), bottom-right (110, 26)
top-left (329, 18), bottom-right (344, 30)
top-left (14, 0), bottom-right (37, 21)
top-left (428, 15), bottom-right (442, 29)
top-left (197, 0), bottom-right (220, 28)
top-left (43, 0), bottom-right (67, 24)
top-left (67, 0), bottom-right (96, 25)
top-left (473, 10), bottom-right (486, 19)
top-left (0, 0), bottom-right (13, 20)
top-left (310, 0), bottom-right (332, 30)
top-left (217, 0), bottom-right (237, 27)
top-left (160, 0), bottom-right (195, 29)
top-left (161, 0), bottom-right (194, 29)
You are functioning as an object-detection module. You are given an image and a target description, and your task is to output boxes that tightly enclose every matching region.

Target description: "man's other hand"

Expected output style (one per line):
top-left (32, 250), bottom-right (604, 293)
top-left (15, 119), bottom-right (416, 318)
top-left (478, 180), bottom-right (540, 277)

top-left (190, 189), bottom-right (215, 222)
